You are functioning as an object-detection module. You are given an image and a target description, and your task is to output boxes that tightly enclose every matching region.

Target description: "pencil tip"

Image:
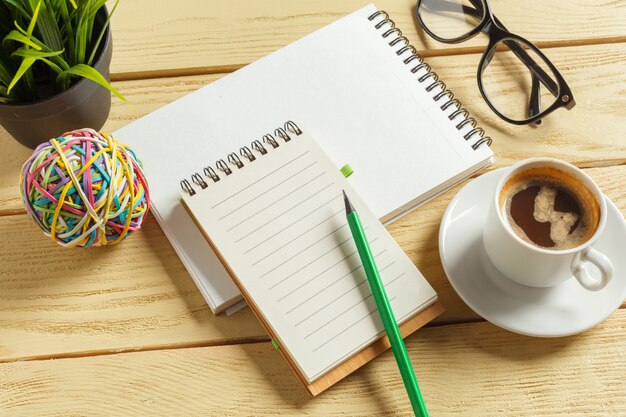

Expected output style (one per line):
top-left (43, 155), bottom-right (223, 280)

top-left (343, 190), bottom-right (354, 215)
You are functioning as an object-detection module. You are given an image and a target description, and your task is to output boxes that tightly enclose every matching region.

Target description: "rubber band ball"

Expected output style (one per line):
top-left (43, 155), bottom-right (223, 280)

top-left (19, 129), bottom-right (150, 248)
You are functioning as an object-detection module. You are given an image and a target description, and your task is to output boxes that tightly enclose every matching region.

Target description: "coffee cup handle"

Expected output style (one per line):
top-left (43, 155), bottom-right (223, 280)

top-left (572, 248), bottom-right (613, 291)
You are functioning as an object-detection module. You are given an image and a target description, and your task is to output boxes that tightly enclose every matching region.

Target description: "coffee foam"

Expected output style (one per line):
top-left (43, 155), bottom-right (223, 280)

top-left (500, 166), bottom-right (600, 250)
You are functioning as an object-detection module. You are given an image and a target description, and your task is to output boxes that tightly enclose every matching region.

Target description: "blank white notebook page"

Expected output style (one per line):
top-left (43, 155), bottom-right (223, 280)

top-left (181, 131), bottom-right (437, 382)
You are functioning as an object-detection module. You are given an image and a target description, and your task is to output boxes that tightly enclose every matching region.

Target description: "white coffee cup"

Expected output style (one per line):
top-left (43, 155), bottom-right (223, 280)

top-left (483, 158), bottom-right (613, 291)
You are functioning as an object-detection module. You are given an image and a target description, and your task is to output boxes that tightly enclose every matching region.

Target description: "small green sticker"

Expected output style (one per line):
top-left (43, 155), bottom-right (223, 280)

top-left (340, 164), bottom-right (353, 178)
top-left (271, 339), bottom-right (280, 350)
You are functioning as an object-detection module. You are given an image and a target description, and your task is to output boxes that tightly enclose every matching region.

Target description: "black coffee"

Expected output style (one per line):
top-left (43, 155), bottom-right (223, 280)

top-left (500, 167), bottom-right (600, 250)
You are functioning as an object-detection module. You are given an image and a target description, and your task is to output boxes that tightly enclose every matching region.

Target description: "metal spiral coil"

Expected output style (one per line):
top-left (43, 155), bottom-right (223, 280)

top-left (191, 173), bottom-right (208, 189)
top-left (216, 159), bottom-right (232, 175)
top-left (251, 140), bottom-right (268, 155)
top-left (240, 146), bottom-right (256, 162)
top-left (204, 166), bottom-right (220, 182)
top-left (180, 121), bottom-right (303, 196)
top-left (228, 153), bottom-right (244, 169)
top-left (263, 134), bottom-right (280, 149)
top-left (285, 121), bottom-right (302, 135)
top-left (180, 179), bottom-right (195, 196)
top-left (274, 128), bottom-right (291, 142)
top-left (368, 10), bottom-right (492, 151)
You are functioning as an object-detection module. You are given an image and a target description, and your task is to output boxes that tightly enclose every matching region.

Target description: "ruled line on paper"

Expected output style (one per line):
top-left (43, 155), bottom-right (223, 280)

top-left (227, 171), bottom-right (328, 232)
top-left (384, 271), bottom-right (406, 287)
top-left (269, 236), bottom-right (378, 292)
top-left (234, 191), bottom-right (340, 244)
top-left (282, 251), bottom-right (389, 311)
top-left (212, 150), bottom-right (310, 210)
top-left (303, 271), bottom-right (405, 340)
top-left (311, 296), bottom-right (398, 353)
top-left (284, 263), bottom-right (364, 312)
top-left (290, 260), bottom-right (397, 325)
top-left (252, 223), bottom-right (347, 267)
top-left (218, 160), bottom-right (319, 220)
top-left (273, 240), bottom-right (381, 299)
top-left (266, 234), bottom-right (353, 286)
top-left (257, 225), bottom-right (350, 278)
top-left (245, 209), bottom-right (343, 256)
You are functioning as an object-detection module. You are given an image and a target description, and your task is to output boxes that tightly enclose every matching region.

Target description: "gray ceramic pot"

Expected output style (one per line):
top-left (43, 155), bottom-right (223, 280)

top-left (0, 7), bottom-right (113, 149)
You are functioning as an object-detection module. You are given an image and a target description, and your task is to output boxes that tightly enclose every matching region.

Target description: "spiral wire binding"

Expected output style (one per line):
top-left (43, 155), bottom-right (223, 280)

top-left (204, 166), bottom-right (220, 182)
top-left (263, 134), bottom-right (280, 149)
top-left (181, 121), bottom-right (303, 195)
top-left (368, 10), bottom-right (492, 151)
top-left (240, 146), bottom-right (256, 162)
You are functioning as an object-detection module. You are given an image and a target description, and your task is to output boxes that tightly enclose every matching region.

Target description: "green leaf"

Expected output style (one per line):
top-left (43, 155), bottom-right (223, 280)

top-left (39, 57), bottom-right (63, 74)
top-left (73, 2), bottom-right (91, 64)
top-left (26, 0), bottom-right (41, 35)
top-left (11, 46), bottom-right (63, 59)
top-left (3, 30), bottom-right (43, 50)
top-left (0, 85), bottom-right (11, 101)
top-left (0, 61), bottom-right (12, 86)
top-left (34, 0), bottom-right (65, 53)
top-left (56, 0), bottom-right (74, 53)
top-left (2, 0), bottom-right (31, 21)
top-left (87, 0), bottom-right (118, 66)
top-left (10, 46), bottom-right (66, 76)
top-left (58, 64), bottom-right (127, 103)
top-left (6, 56), bottom-right (36, 93)
top-left (87, 0), bottom-right (108, 20)
top-left (2, 0), bottom-right (124, 101)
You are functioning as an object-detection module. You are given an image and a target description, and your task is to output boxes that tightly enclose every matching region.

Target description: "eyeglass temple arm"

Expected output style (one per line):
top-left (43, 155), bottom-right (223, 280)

top-left (529, 74), bottom-right (543, 124)
top-left (429, 0), bottom-right (559, 96)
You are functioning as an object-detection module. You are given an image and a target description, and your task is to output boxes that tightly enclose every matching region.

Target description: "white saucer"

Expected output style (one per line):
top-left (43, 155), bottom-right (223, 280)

top-left (439, 168), bottom-right (626, 337)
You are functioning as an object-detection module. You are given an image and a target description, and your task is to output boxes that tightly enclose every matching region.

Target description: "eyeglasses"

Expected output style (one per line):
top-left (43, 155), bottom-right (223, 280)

top-left (415, 0), bottom-right (575, 125)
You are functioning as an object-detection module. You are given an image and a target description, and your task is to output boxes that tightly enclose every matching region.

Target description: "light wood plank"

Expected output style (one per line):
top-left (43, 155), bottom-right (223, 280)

top-left (107, 0), bottom-right (626, 76)
top-left (2, 309), bottom-right (625, 416)
top-left (3, 42), bottom-right (626, 215)
top-left (1, 164), bottom-right (624, 362)
top-left (0, 212), bottom-right (265, 362)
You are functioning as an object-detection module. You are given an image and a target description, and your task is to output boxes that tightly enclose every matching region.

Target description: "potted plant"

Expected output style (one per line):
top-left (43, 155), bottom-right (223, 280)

top-left (0, 0), bottom-right (126, 148)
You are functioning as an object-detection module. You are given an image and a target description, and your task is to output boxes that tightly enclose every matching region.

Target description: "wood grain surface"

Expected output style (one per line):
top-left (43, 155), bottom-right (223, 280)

top-left (2, 42), bottom-right (626, 215)
top-left (1, 1), bottom-right (625, 415)
top-left (107, 0), bottom-right (626, 77)
top-left (2, 309), bottom-right (624, 416)
top-left (1, 165), bottom-right (624, 362)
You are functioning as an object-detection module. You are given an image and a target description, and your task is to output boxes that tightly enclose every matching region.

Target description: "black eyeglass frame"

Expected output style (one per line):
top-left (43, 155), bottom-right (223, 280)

top-left (415, 0), bottom-right (575, 125)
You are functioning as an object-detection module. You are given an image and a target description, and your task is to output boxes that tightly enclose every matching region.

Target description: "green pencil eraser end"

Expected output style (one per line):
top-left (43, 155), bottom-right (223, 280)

top-left (340, 164), bottom-right (353, 178)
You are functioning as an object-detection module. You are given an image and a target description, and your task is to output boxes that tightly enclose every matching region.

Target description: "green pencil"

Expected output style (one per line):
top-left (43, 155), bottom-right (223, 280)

top-left (343, 190), bottom-right (429, 417)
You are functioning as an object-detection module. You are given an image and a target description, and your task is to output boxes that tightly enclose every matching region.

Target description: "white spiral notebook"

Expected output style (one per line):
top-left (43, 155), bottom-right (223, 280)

top-left (115, 4), bottom-right (494, 313)
top-left (179, 124), bottom-right (442, 394)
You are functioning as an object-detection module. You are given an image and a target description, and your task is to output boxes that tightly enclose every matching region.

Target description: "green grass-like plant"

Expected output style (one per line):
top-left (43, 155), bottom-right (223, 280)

top-left (0, 0), bottom-right (125, 104)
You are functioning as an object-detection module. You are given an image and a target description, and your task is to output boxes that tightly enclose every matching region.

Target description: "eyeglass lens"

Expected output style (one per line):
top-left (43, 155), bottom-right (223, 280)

top-left (418, 0), bottom-right (485, 40)
top-left (481, 40), bottom-right (561, 122)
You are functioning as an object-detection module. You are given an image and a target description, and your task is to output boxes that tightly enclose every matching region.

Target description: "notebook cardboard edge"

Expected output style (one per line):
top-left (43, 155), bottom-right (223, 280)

top-left (181, 196), bottom-right (444, 395)
top-left (306, 301), bottom-right (444, 395)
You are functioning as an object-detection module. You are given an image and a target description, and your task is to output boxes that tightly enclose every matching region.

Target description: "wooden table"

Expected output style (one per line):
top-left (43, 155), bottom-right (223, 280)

top-left (1, 1), bottom-right (625, 415)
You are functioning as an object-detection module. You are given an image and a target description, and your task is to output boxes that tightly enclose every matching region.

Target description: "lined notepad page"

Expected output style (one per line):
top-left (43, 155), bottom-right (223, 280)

top-left (181, 131), bottom-right (437, 382)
